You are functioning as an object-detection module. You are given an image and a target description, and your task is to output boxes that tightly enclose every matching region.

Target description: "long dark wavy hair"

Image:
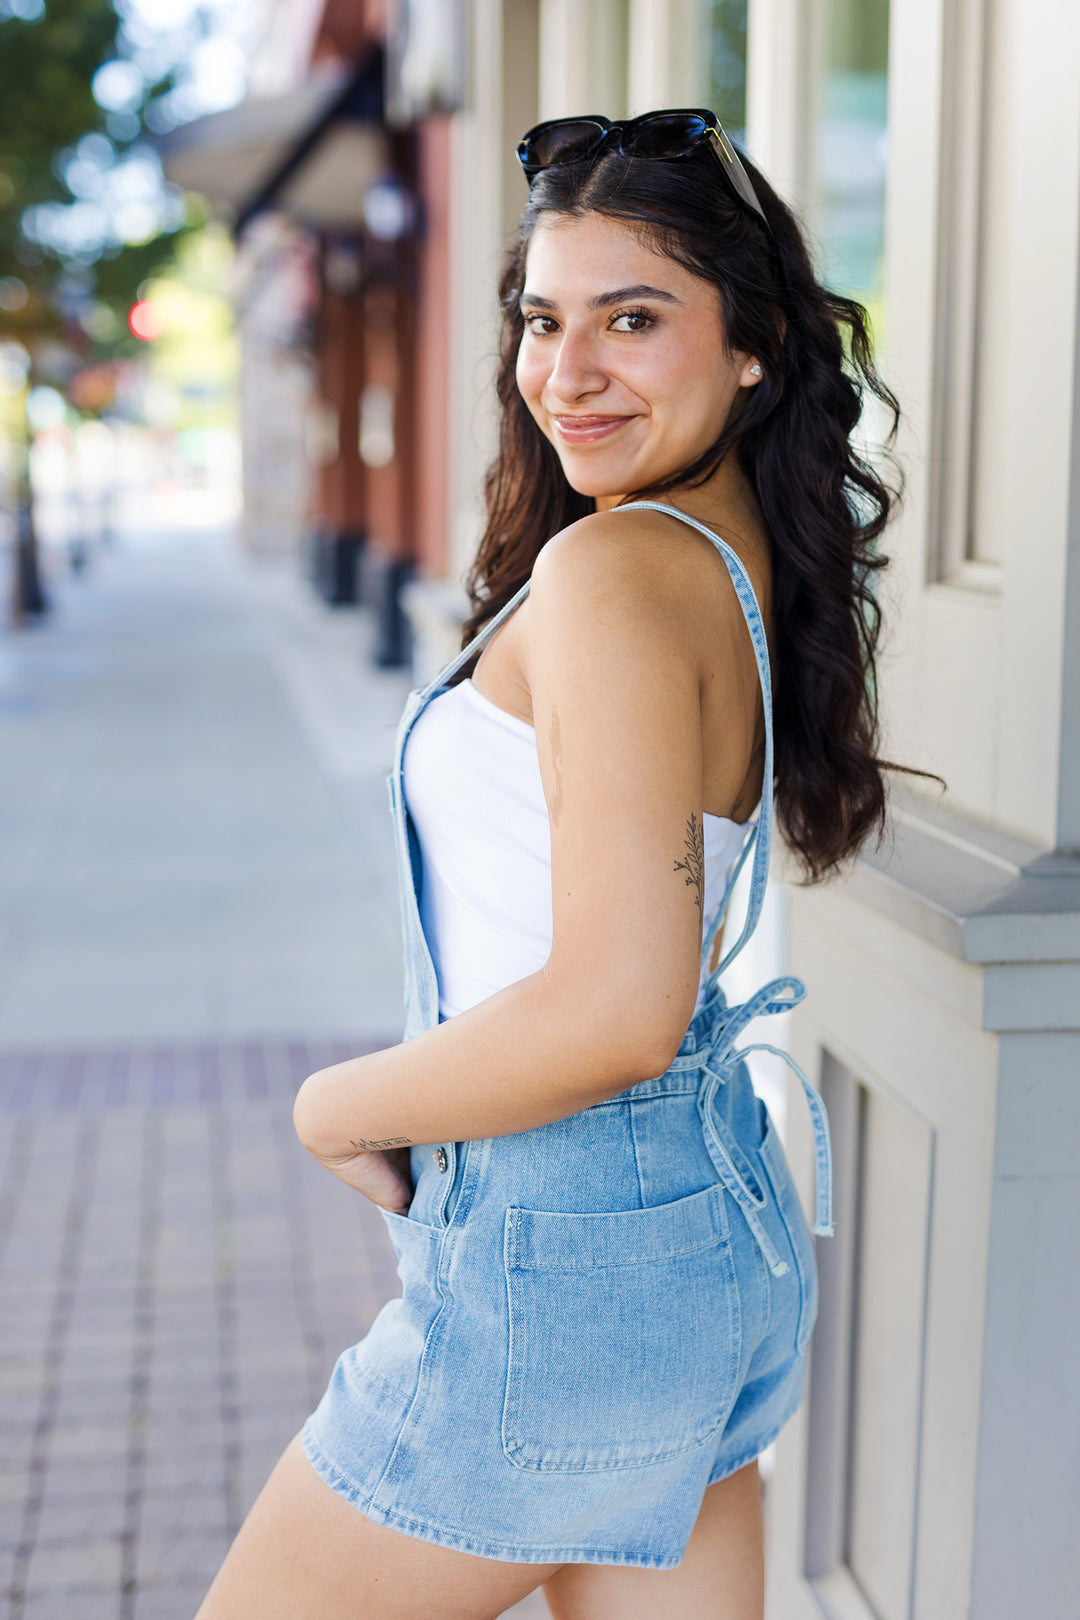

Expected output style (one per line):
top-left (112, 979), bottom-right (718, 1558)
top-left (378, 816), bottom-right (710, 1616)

top-left (463, 140), bottom-right (904, 881)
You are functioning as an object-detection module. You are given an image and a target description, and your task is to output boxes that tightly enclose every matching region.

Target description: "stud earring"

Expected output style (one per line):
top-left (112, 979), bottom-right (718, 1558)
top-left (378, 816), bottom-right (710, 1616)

top-left (749, 363), bottom-right (762, 377)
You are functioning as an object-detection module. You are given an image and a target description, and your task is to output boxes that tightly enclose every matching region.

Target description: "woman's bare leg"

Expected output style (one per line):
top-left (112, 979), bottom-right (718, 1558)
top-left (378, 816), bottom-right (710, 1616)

top-left (195, 1435), bottom-right (559, 1620)
top-left (542, 1461), bottom-right (763, 1620)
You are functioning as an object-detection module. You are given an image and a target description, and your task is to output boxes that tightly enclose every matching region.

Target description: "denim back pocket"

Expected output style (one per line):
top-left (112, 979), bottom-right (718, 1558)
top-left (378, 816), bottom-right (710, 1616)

top-left (501, 1182), bottom-right (742, 1473)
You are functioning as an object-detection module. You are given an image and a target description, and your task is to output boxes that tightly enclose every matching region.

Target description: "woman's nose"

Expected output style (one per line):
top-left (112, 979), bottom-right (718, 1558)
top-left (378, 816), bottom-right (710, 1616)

top-left (545, 331), bottom-right (607, 402)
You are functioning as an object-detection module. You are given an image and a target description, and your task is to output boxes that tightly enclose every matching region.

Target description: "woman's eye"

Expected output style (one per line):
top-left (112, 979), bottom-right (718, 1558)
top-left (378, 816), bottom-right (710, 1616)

top-left (610, 309), bottom-right (654, 333)
top-left (524, 313), bottom-right (559, 335)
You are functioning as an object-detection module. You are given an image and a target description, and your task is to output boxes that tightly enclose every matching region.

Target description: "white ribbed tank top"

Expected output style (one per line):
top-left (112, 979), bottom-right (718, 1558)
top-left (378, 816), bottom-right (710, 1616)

top-left (403, 676), bottom-right (751, 1022)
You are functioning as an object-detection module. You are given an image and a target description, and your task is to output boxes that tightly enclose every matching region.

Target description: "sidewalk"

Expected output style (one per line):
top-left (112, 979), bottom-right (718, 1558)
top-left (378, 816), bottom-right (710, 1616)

top-left (0, 532), bottom-right (545, 1618)
top-left (0, 527), bottom-right (410, 1047)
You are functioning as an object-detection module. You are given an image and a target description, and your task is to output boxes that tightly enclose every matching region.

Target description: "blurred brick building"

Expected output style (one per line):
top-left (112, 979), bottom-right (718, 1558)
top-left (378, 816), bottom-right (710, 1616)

top-left (164, 0), bottom-right (457, 667)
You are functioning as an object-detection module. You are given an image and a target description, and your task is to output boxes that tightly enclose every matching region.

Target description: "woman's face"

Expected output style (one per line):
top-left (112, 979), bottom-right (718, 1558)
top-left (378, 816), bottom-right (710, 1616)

top-left (516, 212), bottom-right (759, 506)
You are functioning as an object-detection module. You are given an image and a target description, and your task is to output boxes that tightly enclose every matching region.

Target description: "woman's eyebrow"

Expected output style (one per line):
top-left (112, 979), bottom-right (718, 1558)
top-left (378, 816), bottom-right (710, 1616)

top-left (588, 284), bottom-right (681, 309)
top-left (519, 284), bottom-right (682, 312)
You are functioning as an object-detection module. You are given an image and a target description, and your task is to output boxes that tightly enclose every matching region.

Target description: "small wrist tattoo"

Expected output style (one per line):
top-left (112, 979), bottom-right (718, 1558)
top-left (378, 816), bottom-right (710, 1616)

top-left (674, 813), bottom-right (705, 915)
top-left (349, 1136), bottom-right (412, 1151)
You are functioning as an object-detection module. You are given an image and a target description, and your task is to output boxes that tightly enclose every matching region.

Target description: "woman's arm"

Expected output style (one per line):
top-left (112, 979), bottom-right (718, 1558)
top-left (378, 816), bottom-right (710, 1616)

top-left (293, 513), bottom-right (746, 1169)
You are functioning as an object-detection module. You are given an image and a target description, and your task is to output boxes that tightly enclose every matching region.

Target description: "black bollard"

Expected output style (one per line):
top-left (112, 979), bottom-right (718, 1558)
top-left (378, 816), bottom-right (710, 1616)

top-left (12, 499), bottom-right (48, 622)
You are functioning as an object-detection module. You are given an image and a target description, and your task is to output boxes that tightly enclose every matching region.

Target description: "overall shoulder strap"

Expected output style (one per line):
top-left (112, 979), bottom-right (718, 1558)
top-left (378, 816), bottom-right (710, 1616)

top-left (616, 500), bottom-right (775, 980)
top-left (418, 578), bottom-right (533, 697)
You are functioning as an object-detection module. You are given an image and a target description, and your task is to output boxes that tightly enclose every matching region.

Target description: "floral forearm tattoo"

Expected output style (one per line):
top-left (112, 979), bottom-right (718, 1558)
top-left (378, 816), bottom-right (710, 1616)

top-left (674, 813), bottom-right (705, 915)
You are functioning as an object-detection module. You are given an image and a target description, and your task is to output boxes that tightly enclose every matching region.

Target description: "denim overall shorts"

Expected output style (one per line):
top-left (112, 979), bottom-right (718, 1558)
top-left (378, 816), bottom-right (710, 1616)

top-left (302, 501), bottom-right (834, 1569)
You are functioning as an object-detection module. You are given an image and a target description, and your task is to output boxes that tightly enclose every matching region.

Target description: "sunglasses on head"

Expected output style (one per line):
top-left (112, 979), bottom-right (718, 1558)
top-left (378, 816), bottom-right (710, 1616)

top-left (516, 109), bottom-right (771, 235)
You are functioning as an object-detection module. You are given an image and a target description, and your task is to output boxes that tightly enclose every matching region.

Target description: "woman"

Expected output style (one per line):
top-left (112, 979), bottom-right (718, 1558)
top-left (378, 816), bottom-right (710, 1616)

top-left (197, 110), bottom-right (898, 1619)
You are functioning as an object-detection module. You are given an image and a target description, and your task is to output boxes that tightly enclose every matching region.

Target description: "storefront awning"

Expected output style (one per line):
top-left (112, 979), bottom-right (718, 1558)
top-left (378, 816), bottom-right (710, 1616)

top-left (161, 56), bottom-right (390, 232)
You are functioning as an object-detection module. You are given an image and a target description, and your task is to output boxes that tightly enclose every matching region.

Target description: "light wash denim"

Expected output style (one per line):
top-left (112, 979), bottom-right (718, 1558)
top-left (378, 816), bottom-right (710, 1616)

top-left (302, 502), bottom-right (833, 1568)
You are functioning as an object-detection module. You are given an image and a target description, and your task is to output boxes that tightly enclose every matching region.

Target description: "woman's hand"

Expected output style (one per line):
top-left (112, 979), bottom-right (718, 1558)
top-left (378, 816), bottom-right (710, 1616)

top-left (310, 1143), bottom-right (413, 1213)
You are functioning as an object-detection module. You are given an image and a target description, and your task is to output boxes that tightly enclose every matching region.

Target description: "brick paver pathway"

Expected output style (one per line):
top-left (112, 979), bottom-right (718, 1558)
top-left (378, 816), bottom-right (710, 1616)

top-left (0, 1039), bottom-right (400, 1619)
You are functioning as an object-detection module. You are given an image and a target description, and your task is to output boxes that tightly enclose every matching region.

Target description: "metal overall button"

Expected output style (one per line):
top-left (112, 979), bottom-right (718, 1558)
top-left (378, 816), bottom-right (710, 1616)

top-left (434, 1147), bottom-right (448, 1173)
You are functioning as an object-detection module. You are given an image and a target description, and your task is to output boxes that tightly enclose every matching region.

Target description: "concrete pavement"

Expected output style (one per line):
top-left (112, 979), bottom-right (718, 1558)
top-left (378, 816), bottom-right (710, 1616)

top-left (0, 527), bottom-right (409, 1047)
top-left (0, 531), bottom-right (546, 1618)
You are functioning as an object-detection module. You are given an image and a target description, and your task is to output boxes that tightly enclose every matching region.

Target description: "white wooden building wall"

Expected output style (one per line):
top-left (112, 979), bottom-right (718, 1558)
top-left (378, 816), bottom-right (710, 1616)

top-left (748, 1), bottom-right (1080, 1616)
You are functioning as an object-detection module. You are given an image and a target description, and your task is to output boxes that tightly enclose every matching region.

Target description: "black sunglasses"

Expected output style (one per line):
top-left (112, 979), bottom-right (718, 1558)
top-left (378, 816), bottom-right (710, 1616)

top-left (516, 109), bottom-right (771, 234)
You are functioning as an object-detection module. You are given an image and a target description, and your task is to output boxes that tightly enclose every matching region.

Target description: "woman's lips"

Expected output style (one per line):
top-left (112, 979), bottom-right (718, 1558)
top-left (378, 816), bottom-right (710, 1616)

top-left (550, 414), bottom-right (633, 444)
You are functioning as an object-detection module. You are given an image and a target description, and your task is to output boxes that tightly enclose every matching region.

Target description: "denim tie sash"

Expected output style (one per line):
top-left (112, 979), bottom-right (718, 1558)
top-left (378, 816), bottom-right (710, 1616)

top-left (667, 976), bottom-right (834, 1274)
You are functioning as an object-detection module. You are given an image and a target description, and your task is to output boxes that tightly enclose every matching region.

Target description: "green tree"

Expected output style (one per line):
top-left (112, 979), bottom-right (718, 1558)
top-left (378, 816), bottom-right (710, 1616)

top-left (0, 0), bottom-right (195, 620)
top-left (0, 0), bottom-right (187, 347)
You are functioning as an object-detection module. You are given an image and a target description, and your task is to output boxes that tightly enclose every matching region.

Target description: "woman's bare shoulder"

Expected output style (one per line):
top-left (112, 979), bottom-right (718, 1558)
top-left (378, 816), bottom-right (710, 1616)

top-left (529, 504), bottom-right (763, 634)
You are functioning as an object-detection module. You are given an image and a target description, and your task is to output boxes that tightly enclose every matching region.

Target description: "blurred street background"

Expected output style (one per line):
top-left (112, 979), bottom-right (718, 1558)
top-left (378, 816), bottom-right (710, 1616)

top-left (1, 3), bottom-right (450, 1613)
top-left (0, 405), bottom-right (417, 1610)
top-left (3, 2), bottom-right (1079, 1620)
